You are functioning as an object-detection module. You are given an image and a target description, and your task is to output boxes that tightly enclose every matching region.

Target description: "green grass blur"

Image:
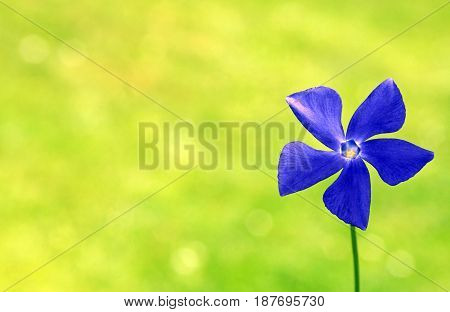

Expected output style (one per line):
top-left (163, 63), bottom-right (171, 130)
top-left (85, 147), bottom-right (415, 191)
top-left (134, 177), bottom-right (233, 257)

top-left (0, 0), bottom-right (449, 291)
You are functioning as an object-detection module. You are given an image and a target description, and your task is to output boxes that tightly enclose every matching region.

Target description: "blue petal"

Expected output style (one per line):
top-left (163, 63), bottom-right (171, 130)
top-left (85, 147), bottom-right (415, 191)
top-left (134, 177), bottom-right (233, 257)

top-left (346, 79), bottom-right (406, 142)
top-left (278, 142), bottom-right (345, 196)
top-left (286, 87), bottom-right (345, 151)
top-left (360, 138), bottom-right (434, 186)
top-left (323, 158), bottom-right (371, 230)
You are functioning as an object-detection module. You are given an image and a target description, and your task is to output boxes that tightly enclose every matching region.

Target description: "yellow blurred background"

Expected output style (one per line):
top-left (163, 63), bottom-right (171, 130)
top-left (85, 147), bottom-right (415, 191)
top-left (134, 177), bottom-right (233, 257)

top-left (0, 0), bottom-right (448, 291)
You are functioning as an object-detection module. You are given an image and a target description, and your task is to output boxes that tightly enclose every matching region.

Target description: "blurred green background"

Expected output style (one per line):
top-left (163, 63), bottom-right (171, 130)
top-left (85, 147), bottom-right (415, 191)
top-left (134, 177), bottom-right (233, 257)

top-left (0, 0), bottom-right (449, 291)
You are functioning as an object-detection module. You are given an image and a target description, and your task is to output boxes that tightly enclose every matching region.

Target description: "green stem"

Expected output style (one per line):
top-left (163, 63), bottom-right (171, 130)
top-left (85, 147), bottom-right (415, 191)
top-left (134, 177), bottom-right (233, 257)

top-left (350, 225), bottom-right (360, 292)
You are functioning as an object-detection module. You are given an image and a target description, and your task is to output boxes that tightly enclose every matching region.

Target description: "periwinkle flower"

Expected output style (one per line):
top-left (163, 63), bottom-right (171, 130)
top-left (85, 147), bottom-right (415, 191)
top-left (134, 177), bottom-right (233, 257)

top-left (278, 79), bottom-right (433, 230)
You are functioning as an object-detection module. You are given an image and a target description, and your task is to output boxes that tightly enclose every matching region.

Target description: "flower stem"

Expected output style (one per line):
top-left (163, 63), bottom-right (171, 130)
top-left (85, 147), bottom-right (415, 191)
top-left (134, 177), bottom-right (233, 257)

top-left (350, 225), bottom-right (360, 292)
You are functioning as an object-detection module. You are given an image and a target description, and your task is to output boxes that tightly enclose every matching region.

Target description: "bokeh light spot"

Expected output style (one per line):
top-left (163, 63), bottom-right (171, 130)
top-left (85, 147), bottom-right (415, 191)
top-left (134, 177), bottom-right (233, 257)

top-left (386, 250), bottom-right (415, 278)
top-left (19, 35), bottom-right (49, 64)
top-left (246, 209), bottom-right (273, 237)
top-left (171, 242), bottom-right (206, 276)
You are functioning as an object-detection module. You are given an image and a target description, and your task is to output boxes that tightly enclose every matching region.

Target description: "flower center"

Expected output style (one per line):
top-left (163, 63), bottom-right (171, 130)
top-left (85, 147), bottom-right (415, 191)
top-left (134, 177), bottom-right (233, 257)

top-left (340, 139), bottom-right (360, 159)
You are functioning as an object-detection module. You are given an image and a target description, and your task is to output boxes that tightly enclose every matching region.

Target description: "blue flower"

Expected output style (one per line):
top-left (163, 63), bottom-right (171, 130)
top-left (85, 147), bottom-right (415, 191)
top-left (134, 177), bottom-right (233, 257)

top-left (278, 79), bottom-right (434, 230)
